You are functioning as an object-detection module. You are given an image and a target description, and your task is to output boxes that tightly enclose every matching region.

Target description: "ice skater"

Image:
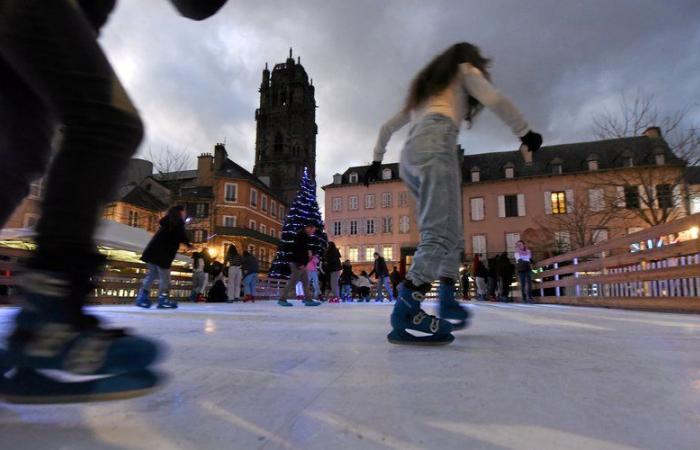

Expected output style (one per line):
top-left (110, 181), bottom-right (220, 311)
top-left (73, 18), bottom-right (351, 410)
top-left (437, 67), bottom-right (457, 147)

top-left (241, 250), bottom-right (259, 302)
top-left (225, 244), bottom-right (243, 303)
top-left (366, 42), bottom-right (542, 345)
top-left (136, 206), bottom-right (193, 310)
top-left (277, 221), bottom-right (322, 307)
top-left (368, 252), bottom-right (395, 302)
top-left (0, 0), bottom-right (229, 403)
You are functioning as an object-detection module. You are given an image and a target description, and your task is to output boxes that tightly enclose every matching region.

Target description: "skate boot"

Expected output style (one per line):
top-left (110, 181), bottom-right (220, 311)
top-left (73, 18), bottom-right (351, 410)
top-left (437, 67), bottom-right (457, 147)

top-left (387, 282), bottom-right (454, 346)
top-left (278, 299), bottom-right (293, 307)
top-left (303, 299), bottom-right (321, 307)
top-left (438, 278), bottom-right (471, 331)
top-left (135, 289), bottom-right (152, 309)
top-left (156, 293), bottom-right (178, 309)
top-left (187, 291), bottom-right (197, 302)
top-left (1, 270), bottom-right (163, 404)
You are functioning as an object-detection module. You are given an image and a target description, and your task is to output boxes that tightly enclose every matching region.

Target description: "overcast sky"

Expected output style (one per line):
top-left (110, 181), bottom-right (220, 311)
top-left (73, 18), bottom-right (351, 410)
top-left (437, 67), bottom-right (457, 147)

top-left (100, 0), bottom-right (700, 206)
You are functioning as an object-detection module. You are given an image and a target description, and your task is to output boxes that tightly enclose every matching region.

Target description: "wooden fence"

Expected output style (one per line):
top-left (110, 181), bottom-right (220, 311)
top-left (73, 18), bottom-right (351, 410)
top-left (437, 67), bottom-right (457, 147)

top-left (532, 213), bottom-right (700, 313)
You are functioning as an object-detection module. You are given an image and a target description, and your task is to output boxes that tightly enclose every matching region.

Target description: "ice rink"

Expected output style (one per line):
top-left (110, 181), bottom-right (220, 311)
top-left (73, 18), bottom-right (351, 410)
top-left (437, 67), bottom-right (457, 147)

top-left (1, 301), bottom-right (699, 450)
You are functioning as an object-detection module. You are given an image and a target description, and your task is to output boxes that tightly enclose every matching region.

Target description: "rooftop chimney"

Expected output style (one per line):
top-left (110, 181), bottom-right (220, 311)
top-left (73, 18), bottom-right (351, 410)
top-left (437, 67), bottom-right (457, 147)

top-left (644, 126), bottom-right (662, 138)
top-left (214, 143), bottom-right (227, 170)
top-left (520, 144), bottom-right (533, 165)
top-left (197, 153), bottom-right (214, 187)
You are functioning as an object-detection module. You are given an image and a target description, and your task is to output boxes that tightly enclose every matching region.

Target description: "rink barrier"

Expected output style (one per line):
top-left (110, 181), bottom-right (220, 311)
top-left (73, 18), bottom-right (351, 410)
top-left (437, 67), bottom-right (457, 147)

top-left (530, 213), bottom-right (700, 313)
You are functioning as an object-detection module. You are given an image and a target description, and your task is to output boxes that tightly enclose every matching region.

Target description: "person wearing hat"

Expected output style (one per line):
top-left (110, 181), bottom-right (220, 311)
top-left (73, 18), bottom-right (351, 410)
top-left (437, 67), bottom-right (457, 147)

top-left (278, 221), bottom-right (321, 307)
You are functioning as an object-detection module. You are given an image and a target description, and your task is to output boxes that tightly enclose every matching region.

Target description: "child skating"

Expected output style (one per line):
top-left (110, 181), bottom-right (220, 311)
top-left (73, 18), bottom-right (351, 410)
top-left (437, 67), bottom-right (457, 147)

top-left (0, 0), bottom-right (228, 403)
top-left (366, 42), bottom-right (542, 345)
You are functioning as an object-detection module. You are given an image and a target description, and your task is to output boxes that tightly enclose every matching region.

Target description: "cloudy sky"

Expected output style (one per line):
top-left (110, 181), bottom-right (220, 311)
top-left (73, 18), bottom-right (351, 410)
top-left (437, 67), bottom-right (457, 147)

top-left (100, 0), bottom-right (700, 206)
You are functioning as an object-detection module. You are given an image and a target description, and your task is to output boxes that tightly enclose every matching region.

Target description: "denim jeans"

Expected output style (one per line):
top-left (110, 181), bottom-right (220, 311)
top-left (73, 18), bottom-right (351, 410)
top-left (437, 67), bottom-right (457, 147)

top-left (375, 275), bottom-right (395, 301)
top-left (0, 1), bottom-right (143, 275)
top-left (308, 271), bottom-right (320, 298)
top-left (400, 114), bottom-right (463, 285)
top-left (142, 263), bottom-right (171, 297)
top-left (518, 271), bottom-right (533, 301)
top-left (243, 273), bottom-right (258, 297)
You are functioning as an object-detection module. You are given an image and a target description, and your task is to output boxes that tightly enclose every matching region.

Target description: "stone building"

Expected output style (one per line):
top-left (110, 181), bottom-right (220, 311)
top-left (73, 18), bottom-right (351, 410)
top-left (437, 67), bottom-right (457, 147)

top-left (253, 49), bottom-right (318, 206)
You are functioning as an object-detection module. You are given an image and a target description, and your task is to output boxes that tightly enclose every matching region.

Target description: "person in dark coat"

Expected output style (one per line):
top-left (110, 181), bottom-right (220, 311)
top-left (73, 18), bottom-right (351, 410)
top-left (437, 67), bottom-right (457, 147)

top-left (136, 205), bottom-right (192, 309)
top-left (498, 252), bottom-right (515, 302)
top-left (325, 241), bottom-right (342, 301)
top-left (278, 222), bottom-right (321, 307)
top-left (368, 253), bottom-right (395, 302)
top-left (241, 250), bottom-right (259, 302)
top-left (339, 259), bottom-right (358, 302)
top-left (389, 266), bottom-right (402, 300)
top-left (460, 263), bottom-right (471, 300)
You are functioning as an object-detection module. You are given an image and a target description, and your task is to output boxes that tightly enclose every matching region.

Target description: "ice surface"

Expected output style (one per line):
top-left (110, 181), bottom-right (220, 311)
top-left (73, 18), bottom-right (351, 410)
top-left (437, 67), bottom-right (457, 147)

top-left (1, 301), bottom-right (699, 450)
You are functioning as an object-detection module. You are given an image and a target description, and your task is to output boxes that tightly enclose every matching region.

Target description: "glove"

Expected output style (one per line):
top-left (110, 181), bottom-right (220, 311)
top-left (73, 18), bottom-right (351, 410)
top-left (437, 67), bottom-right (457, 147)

top-left (363, 161), bottom-right (382, 187)
top-left (520, 130), bottom-right (543, 152)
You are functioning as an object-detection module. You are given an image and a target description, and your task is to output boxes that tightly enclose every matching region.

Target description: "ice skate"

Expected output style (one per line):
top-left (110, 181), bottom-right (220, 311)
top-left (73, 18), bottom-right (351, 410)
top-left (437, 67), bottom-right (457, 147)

top-left (1, 271), bottom-right (164, 404)
top-left (278, 299), bottom-right (293, 307)
top-left (135, 289), bottom-right (152, 309)
top-left (438, 278), bottom-right (471, 330)
top-left (156, 294), bottom-right (178, 309)
top-left (387, 283), bottom-right (454, 346)
top-left (303, 299), bottom-right (321, 307)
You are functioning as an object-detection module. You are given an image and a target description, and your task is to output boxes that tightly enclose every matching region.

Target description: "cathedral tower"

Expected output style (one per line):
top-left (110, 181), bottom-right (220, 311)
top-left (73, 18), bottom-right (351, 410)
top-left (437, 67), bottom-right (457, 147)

top-left (253, 49), bottom-right (318, 206)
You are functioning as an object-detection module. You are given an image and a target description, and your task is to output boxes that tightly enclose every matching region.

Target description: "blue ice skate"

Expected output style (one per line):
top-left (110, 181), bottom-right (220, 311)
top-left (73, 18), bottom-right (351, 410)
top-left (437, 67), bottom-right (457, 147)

top-left (156, 293), bottom-right (178, 309)
top-left (438, 279), bottom-right (471, 331)
top-left (303, 299), bottom-right (321, 307)
top-left (278, 299), bottom-right (293, 307)
top-left (135, 289), bottom-right (152, 309)
top-left (387, 284), bottom-right (454, 346)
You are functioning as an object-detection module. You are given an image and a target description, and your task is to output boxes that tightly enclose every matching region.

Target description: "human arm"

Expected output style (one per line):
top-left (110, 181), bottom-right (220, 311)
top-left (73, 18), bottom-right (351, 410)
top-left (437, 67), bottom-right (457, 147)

top-left (371, 109), bottom-right (411, 163)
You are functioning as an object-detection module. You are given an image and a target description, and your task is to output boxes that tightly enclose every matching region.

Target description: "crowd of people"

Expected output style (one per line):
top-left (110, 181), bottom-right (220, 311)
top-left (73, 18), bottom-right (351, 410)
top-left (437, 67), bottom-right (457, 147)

top-left (464, 240), bottom-right (535, 303)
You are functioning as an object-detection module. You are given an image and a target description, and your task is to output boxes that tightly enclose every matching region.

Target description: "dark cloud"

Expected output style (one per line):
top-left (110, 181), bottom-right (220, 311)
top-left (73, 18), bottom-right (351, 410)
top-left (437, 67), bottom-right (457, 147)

top-left (100, 0), bottom-right (700, 205)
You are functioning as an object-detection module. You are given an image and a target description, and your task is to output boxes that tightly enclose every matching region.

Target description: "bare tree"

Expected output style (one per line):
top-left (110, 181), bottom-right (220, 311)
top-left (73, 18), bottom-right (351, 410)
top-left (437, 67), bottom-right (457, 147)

top-left (148, 145), bottom-right (193, 198)
top-left (590, 90), bottom-right (698, 226)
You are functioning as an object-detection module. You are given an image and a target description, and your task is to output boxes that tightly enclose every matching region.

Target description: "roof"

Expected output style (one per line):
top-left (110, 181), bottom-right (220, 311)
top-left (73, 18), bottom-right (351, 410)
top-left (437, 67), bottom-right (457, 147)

top-left (121, 186), bottom-right (169, 211)
top-left (180, 186), bottom-right (214, 199)
top-left (217, 158), bottom-right (284, 201)
top-left (324, 136), bottom-right (683, 188)
top-left (322, 163), bottom-right (400, 189)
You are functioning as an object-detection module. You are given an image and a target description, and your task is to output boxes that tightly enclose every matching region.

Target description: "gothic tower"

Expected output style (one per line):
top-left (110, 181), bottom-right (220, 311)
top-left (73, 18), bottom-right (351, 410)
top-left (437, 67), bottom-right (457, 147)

top-left (253, 48), bottom-right (318, 206)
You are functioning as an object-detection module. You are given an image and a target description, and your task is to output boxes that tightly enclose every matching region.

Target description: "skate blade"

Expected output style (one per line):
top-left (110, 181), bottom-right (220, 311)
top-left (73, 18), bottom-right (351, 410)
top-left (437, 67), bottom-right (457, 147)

top-left (1, 369), bottom-right (165, 405)
top-left (386, 330), bottom-right (455, 346)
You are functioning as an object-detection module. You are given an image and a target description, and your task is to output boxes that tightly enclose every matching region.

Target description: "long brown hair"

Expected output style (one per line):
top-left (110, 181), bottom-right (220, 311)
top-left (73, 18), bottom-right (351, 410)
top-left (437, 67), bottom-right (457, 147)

top-left (404, 42), bottom-right (491, 123)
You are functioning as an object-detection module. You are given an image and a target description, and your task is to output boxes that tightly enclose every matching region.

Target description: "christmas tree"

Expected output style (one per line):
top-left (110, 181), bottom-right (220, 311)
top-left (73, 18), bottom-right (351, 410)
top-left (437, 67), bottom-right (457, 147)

top-left (269, 167), bottom-right (328, 279)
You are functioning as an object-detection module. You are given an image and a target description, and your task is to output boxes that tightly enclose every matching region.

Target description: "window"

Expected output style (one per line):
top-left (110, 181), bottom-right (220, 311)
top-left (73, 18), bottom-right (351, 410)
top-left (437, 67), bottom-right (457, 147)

top-left (350, 220), bottom-right (358, 235)
top-left (248, 244), bottom-right (255, 255)
top-left (623, 156), bottom-right (634, 168)
top-left (506, 233), bottom-right (521, 256)
top-left (691, 196), bottom-right (700, 214)
top-left (624, 186), bottom-right (640, 209)
top-left (381, 192), bottom-right (392, 208)
top-left (333, 221), bottom-right (342, 235)
top-left (348, 247), bottom-right (359, 262)
top-left (29, 179), bottom-right (44, 199)
top-left (588, 159), bottom-right (599, 171)
top-left (471, 168), bottom-right (480, 182)
top-left (349, 172), bottom-right (359, 183)
top-left (259, 248), bottom-right (266, 262)
top-left (279, 206), bottom-right (285, 218)
top-left (382, 246), bottom-right (393, 261)
top-left (366, 218), bottom-right (375, 234)
top-left (382, 216), bottom-right (393, 233)
top-left (470, 197), bottom-right (484, 221)
top-left (365, 194), bottom-right (375, 209)
top-left (592, 229), bottom-right (609, 244)
top-left (128, 210), bottom-right (139, 227)
top-left (382, 168), bottom-right (392, 180)
top-left (271, 201), bottom-right (277, 217)
top-left (332, 197), bottom-right (343, 212)
top-left (554, 231), bottom-right (571, 252)
top-left (349, 196), bottom-right (358, 210)
top-left (504, 166), bottom-right (515, 179)
top-left (260, 223), bottom-right (267, 234)
top-left (552, 164), bottom-right (563, 175)
top-left (225, 183), bottom-right (238, 202)
top-left (655, 153), bottom-right (665, 165)
top-left (588, 188), bottom-right (605, 212)
top-left (399, 192), bottom-right (409, 207)
top-left (657, 184), bottom-right (673, 209)
top-left (504, 195), bottom-right (518, 217)
top-left (551, 191), bottom-right (567, 214)
top-left (193, 229), bottom-right (208, 243)
top-left (399, 215), bottom-right (410, 233)
top-left (195, 203), bottom-right (209, 218)
top-left (23, 214), bottom-right (39, 228)
top-left (223, 216), bottom-right (237, 227)
top-left (365, 247), bottom-right (375, 261)
top-left (472, 235), bottom-right (487, 256)
top-left (250, 189), bottom-right (258, 208)
top-left (249, 220), bottom-right (256, 231)
top-left (261, 195), bottom-right (268, 212)
top-left (270, 228), bottom-right (276, 238)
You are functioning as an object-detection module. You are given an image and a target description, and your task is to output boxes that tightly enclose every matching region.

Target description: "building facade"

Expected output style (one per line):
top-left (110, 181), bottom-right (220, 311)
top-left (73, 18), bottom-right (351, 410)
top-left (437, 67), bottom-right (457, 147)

top-left (324, 129), bottom-right (686, 273)
top-left (253, 49), bottom-right (318, 206)
top-left (161, 144), bottom-right (286, 270)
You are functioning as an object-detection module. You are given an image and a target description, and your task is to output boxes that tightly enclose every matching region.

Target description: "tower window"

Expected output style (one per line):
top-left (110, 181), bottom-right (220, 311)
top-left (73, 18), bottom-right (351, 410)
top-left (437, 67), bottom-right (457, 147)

top-left (274, 132), bottom-right (284, 154)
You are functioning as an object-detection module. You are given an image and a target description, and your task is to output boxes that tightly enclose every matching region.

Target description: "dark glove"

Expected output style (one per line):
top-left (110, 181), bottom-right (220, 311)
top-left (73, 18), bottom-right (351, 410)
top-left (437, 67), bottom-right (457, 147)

top-left (520, 131), bottom-right (543, 152)
top-left (363, 161), bottom-right (382, 187)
